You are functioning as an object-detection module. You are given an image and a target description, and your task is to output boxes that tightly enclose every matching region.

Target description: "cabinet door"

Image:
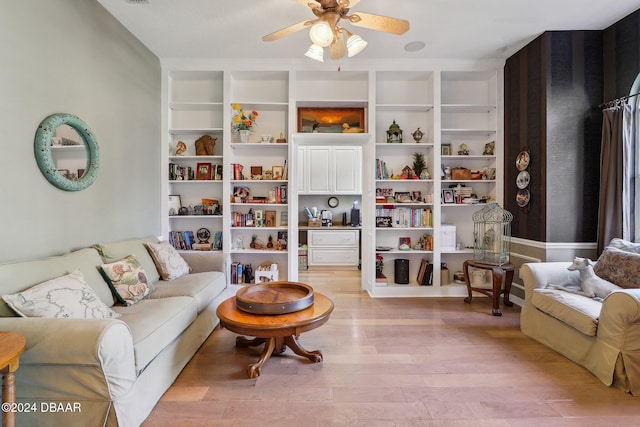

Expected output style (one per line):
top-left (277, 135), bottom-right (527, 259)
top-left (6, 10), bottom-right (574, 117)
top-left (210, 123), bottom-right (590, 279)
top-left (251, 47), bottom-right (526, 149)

top-left (306, 146), bottom-right (332, 193)
top-left (333, 146), bottom-right (362, 194)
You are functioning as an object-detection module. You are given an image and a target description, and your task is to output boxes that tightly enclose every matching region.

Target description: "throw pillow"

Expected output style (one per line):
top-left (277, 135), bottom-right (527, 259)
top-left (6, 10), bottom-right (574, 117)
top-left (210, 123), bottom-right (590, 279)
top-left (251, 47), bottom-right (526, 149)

top-left (2, 270), bottom-right (120, 318)
top-left (594, 246), bottom-right (640, 289)
top-left (608, 238), bottom-right (640, 254)
top-left (145, 241), bottom-right (190, 280)
top-left (99, 255), bottom-right (153, 305)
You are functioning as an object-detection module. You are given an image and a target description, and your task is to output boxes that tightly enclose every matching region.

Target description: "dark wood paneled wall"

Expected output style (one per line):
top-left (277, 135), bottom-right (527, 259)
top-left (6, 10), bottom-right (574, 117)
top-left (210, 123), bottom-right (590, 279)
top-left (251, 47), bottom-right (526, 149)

top-left (504, 31), bottom-right (603, 242)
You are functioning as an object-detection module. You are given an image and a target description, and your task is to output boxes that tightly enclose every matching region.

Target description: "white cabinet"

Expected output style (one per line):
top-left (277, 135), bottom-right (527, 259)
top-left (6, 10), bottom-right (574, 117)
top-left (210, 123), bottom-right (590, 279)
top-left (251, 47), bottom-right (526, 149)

top-left (308, 229), bottom-right (359, 267)
top-left (299, 145), bottom-right (362, 194)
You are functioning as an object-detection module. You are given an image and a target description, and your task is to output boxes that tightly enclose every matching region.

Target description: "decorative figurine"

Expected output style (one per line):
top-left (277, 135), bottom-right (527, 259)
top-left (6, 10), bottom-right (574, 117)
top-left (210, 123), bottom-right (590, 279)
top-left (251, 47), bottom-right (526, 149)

top-left (411, 127), bottom-right (424, 142)
top-left (175, 140), bottom-right (187, 156)
top-left (195, 135), bottom-right (216, 156)
top-left (483, 140), bottom-right (495, 155)
top-left (458, 143), bottom-right (469, 155)
top-left (276, 132), bottom-right (287, 143)
top-left (386, 120), bottom-right (403, 143)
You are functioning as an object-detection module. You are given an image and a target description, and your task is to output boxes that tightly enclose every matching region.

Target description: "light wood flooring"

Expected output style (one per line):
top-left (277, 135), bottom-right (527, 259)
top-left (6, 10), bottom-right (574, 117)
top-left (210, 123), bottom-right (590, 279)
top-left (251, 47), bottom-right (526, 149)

top-left (143, 270), bottom-right (640, 426)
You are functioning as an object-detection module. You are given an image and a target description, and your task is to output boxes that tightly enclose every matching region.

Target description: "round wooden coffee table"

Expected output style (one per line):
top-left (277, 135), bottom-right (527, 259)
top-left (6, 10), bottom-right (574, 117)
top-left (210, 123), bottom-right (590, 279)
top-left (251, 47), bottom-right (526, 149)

top-left (217, 292), bottom-right (333, 378)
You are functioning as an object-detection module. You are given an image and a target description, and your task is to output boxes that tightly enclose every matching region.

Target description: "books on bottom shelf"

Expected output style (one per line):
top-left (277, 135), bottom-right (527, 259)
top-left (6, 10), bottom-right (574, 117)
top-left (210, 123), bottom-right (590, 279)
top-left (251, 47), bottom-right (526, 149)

top-left (230, 262), bottom-right (279, 285)
top-left (417, 259), bottom-right (433, 286)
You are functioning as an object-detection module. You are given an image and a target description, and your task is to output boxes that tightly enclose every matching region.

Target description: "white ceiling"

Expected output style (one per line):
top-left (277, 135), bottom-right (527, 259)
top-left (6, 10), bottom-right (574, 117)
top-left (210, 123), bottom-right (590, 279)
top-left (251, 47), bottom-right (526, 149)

top-left (96, 0), bottom-right (640, 61)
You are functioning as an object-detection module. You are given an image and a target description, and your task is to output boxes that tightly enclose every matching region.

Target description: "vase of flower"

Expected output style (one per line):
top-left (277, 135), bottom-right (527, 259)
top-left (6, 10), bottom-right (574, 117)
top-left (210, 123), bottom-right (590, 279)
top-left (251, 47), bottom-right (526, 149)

top-left (232, 103), bottom-right (258, 143)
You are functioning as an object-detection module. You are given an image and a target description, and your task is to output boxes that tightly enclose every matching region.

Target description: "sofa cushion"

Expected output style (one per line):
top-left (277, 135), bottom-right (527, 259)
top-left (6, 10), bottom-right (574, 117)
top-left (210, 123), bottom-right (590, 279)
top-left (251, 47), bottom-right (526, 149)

top-left (148, 271), bottom-right (226, 313)
top-left (608, 238), bottom-right (640, 254)
top-left (532, 288), bottom-right (602, 336)
top-left (99, 255), bottom-right (153, 306)
top-left (594, 246), bottom-right (640, 289)
top-left (0, 248), bottom-right (115, 317)
top-left (97, 237), bottom-right (161, 284)
top-left (111, 296), bottom-right (197, 373)
top-left (2, 270), bottom-right (120, 319)
top-left (145, 241), bottom-right (190, 280)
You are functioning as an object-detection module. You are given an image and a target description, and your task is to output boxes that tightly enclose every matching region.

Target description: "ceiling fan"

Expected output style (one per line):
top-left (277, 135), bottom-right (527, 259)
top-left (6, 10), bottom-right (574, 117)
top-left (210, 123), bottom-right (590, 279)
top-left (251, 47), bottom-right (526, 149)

top-left (262, 0), bottom-right (410, 61)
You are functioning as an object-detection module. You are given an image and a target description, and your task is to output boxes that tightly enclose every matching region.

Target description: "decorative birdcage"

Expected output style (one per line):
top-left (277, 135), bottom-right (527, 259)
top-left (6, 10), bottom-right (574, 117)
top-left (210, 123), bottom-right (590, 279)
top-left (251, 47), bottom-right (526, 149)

top-left (472, 203), bottom-right (513, 265)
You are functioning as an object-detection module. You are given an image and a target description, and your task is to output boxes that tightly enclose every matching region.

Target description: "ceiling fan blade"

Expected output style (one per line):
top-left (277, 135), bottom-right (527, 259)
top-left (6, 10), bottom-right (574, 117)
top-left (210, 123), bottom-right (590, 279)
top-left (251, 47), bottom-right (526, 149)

top-left (262, 20), bottom-right (314, 42)
top-left (330, 31), bottom-right (347, 60)
top-left (348, 12), bottom-right (410, 35)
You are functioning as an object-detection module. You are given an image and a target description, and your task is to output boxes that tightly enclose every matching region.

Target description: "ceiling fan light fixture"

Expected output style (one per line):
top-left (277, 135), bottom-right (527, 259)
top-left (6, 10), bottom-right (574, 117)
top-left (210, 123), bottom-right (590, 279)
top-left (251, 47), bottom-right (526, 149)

top-left (304, 44), bottom-right (324, 62)
top-left (346, 33), bottom-right (367, 57)
top-left (309, 22), bottom-right (334, 47)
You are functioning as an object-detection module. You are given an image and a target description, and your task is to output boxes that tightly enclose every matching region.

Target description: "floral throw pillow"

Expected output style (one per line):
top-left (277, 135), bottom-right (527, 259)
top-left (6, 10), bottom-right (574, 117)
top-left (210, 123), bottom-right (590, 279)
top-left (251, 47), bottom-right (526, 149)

top-left (145, 241), bottom-right (190, 280)
top-left (99, 255), bottom-right (153, 305)
top-left (594, 246), bottom-right (640, 289)
top-left (2, 270), bottom-right (120, 318)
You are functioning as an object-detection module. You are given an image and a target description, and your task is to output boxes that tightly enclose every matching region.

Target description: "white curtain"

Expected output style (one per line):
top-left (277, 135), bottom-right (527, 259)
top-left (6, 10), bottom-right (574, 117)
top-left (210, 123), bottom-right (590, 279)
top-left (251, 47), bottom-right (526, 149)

top-left (623, 102), bottom-right (635, 241)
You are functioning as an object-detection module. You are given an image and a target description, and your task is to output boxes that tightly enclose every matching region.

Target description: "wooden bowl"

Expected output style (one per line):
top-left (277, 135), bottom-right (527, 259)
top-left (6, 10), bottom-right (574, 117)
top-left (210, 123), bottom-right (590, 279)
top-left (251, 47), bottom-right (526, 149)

top-left (235, 281), bottom-right (314, 315)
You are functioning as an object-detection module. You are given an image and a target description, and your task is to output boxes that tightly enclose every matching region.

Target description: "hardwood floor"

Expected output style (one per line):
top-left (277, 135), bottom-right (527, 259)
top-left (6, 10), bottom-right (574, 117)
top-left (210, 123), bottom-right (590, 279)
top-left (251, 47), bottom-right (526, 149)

top-left (143, 270), bottom-right (640, 426)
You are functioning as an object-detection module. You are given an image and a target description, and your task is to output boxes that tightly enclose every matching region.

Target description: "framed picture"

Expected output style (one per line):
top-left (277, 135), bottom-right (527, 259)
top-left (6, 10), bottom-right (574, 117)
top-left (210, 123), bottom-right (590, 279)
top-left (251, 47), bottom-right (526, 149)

top-left (412, 191), bottom-right (422, 202)
top-left (272, 165), bottom-right (284, 180)
top-left (441, 144), bottom-right (452, 155)
top-left (213, 164), bottom-right (223, 180)
top-left (264, 210), bottom-right (276, 227)
top-left (233, 186), bottom-right (250, 203)
top-left (168, 195), bottom-right (181, 215)
top-left (297, 107), bottom-right (365, 133)
top-left (394, 191), bottom-right (411, 203)
top-left (250, 166), bottom-right (263, 178)
top-left (376, 216), bottom-right (393, 228)
top-left (399, 237), bottom-right (411, 249)
top-left (442, 189), bottom-right (455, 204)
top-left (196, 162), bottom-right (211, 180)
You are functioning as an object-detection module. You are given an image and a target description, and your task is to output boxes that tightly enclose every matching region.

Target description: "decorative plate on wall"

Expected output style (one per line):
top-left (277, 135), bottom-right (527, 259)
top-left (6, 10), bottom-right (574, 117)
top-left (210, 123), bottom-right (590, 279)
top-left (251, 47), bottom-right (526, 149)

top-left (516, 150), bottom-right (530, 171)
top-left (516, 171), bottom-right (530, 189)
top-left (516, 189), bottom-right (530, 207)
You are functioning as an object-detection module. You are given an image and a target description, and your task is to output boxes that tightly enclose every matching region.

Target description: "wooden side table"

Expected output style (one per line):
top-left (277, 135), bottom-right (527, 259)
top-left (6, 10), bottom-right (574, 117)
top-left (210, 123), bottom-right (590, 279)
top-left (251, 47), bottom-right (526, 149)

top-left (463, 260), bottom-right (515, 316)
top-left (217, 292), bottom-right (333, 378)
top-left (0, 332), bottom-right (26, 427)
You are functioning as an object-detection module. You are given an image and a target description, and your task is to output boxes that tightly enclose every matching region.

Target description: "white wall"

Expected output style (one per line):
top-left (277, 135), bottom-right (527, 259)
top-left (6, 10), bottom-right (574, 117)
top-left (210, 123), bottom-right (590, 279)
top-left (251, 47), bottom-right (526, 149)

top-left (0, 0), bottom-right (161, 262)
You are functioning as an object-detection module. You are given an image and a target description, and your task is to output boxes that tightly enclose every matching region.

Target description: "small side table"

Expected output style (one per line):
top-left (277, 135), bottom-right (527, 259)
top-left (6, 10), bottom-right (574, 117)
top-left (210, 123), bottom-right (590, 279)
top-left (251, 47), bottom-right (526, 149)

top-left (463, 260), bottom-right (515, 316)
top-left (0, 331), bottom-right (26, 427)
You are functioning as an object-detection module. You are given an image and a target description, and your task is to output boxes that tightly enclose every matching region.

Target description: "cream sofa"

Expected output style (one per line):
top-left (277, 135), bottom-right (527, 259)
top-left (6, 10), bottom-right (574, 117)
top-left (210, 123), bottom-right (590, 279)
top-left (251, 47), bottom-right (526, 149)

top-left (0, 237), bottom-right (229, 426)
top-left (520, 238), bottom-right (640, 396)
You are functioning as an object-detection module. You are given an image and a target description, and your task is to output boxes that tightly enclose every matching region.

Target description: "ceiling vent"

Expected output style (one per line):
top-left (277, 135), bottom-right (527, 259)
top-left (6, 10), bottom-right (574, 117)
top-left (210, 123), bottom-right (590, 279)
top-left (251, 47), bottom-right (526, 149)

top-left (126, 0), bottom-right (149, 4)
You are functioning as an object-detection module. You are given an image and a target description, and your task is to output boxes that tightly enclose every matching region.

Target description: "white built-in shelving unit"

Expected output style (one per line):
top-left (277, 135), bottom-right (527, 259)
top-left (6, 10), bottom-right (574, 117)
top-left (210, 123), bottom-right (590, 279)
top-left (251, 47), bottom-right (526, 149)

top-left (162, 62), bottom-right (503, 296)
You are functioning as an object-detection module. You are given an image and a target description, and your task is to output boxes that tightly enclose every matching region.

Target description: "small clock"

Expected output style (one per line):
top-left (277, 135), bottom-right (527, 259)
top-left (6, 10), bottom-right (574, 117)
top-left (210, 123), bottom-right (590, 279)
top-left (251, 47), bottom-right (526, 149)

top-left (196, 227), bottom-right (211, 243)
top-left (328, 196), bottom-right (339, 208)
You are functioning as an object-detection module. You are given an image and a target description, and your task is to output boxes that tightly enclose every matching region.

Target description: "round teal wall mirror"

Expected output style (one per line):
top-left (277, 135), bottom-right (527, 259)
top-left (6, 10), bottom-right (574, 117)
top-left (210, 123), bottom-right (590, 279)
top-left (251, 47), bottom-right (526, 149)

top-left (34, 113), bottom-right (100, 191)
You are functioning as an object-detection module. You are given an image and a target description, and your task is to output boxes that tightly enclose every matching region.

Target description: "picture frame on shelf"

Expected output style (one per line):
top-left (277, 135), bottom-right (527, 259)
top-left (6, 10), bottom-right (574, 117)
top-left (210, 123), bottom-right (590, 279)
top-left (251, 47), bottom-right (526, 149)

top-left (264, 210), bottom-right (276, 227)
top-left (412, 191), bottom-right (422, 202)
top-left (196, 162), bottom-right (211, 180)
top-left (168, 195), bottom-right (182, 216)
top-left (213, 164), bottom-right (223, 181)
top-left (297, 107), bottom-right (365, 133)
top-left (394, 191), bottom-right (411, 203)
top-left (272, 165), bottom-right (284, 180)
top-left (398, 237), bottom-right (411, 250)
top-left (250, 166), bottom-right (263, 179)
top-left (441, 144), bottom-right (451, 155)
top-left (442, 189), bottom-right (455, 204)
top-left (233, 186), bottom-right (250, 203)
top-left (376, 216), bottom-right (393, 228)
